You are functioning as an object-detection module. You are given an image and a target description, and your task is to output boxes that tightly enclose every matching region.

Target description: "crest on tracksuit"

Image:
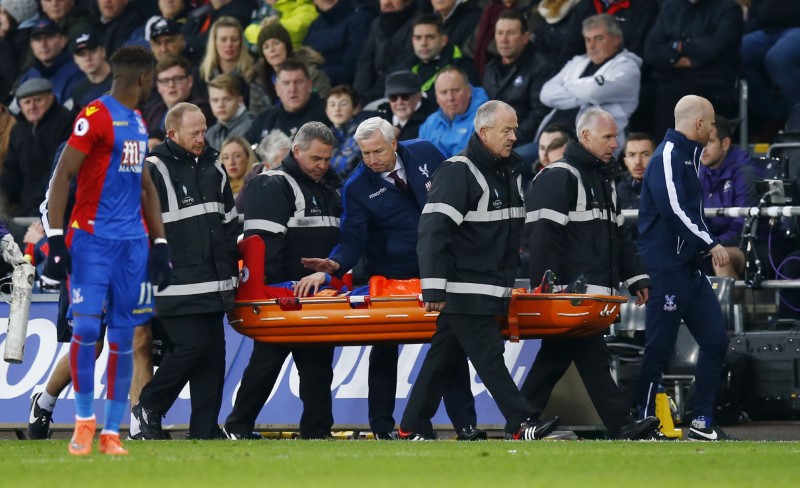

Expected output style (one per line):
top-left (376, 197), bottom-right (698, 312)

top-left (664, 294), bottom-right (677, 312)
top-left (419, 164), bottom-right (430, 178)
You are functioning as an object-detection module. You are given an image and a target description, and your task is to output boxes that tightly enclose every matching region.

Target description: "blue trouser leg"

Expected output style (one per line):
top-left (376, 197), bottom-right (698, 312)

top-left (741, 30), bottom-right (779, 119)
top-left (764, 28), bottom-right (800, 114)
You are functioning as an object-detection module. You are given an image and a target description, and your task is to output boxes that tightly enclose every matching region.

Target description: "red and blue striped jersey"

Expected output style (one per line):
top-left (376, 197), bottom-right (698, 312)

top-left (67, 95), bottom-right (148, 240)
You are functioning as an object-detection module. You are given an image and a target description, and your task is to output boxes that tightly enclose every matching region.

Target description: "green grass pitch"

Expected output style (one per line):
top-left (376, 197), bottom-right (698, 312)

top-left (1, 440), bottom-right (799, 487)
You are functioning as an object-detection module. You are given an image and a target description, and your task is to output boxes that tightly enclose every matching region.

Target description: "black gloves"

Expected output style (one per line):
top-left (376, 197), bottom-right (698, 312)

top-left (149, 241), bottom-right (172, 291)
top-left (45, 233), bottom-right (71, 280)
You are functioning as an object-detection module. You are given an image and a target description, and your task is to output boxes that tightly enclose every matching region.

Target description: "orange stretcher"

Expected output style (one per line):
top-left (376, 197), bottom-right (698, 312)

top-left (228, 237), bottom-right (628, 346)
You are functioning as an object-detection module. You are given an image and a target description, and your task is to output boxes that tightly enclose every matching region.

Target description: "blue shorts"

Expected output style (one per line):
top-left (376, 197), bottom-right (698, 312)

top-left (68, 229), bottom-right (154, 328)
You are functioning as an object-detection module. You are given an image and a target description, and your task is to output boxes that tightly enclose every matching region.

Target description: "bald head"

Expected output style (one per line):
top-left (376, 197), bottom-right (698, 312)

top-left (674, 95), bottom-right (715, 145)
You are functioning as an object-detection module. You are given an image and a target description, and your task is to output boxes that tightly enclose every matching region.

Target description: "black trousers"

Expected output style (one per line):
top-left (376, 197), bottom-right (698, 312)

top-left (400, 313), bottom-right (533, 435)
top-left (139, 311), bottom-right (226, 439)
top-left (520, 334), bottom-right (634, 436)
top-left (225, 341), bottom-right (334, 439)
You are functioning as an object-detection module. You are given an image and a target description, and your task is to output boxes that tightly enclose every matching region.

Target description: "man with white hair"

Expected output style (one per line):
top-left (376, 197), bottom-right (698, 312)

top-left (522, 107), bottom-right (659, 440)
top-left (636, 95), bottom-right (736, 441)
top-left (398, 101), bottom-right (560, 441)
top-left (301, 116), bottom-right (481, 441)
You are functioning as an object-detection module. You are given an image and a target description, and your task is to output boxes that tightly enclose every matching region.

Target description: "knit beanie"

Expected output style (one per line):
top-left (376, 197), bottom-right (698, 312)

top-left (256, 17), bottom-right (293, 55)
top-left (0, 0), bottom-right (38, 24)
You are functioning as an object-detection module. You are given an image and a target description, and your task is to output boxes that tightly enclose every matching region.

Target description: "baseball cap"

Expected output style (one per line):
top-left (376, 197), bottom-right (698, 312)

top-left (30, 18), bottom-right (62, 37)
top-left (15, 78), bottom-right (53, 99)
top-left (149, 17), bottom-right (182, 41)
top-left (69, 31), bottom-right (101, 54)
top-left (385, 71), bottom-right (421, 97)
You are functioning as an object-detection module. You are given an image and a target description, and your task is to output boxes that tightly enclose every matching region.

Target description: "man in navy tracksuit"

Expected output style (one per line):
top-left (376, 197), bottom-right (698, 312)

top-left (302, 117), bottom-right (481, 440)
top-left (636, 95), bottom-right (736, 441)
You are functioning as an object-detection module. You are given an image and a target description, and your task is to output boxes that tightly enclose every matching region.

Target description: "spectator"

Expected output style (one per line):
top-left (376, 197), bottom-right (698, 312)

top-left (220, 134), bottom-right (256, 200)
top-left (353, 0), bottom-right (418, 104)
top-left (636, 95), bottom-right (736, 442)
top-left (523, 107), bottom-right (659, 441)
top-left (133, 102), bottom-right (239, 441)
top-left (419, 66), bottom-right (489, 158)
top-left (394, 13), bottom-right (478, 101)
top-left (575, 0), bottom-right (658, 57)
top-left (1, 79), bottom-right (74, 217)
top-left (531, 0), bottom-right (584, 68)
top-left (538, 14), bottom-right (641, 148)
top-left (67, 31), bottom-right (112, 110)
top-left (142, 54), bottom-right (214, 139)
top-left (224, 122), bottom-right (341, 440)
top-left (198, 16), bottom-right (253, 87)
top-left (0, 102), bottom-right (16, 171)
top-left (483, 10), bottom-right (553, 147)
top-left (17, 18), bottom-right (84, 109)
top-left (740, 0), bottom-right (800, 141)
top-left (302, 117), bottom-right (481, 441)
top-left (148, 16), bottom-right (201, 64)
top-left (250, 0), bottom-right (318, 49)
top-left (95, 0), bottom-right (144, 54)
top-left (644, 0), bottom-right (743, 140)
top-left (399, 100), bottom-right (559, 442)
top-left (249, 17), bottom-right (330, 115)
top-left (302, 0), bottom-right (373, 87)
top-left (246, 59), bottom-right (330, 144)
top-left (0, 0), bottom-right (38, 101)
top-left (41, 0), bottom-right (97, 42)
top-left (431, 0), bottom-right (481, 52)
top-left (617, 131), bottom-right (656, 240)
top-left (183, 0), bottom-right (258, 56)
top-left (699, 115), bottom-right (757, 279)
top-left (234, 128), bottom-right (292, 212)
top-left (376, 70), bottom-right (437, 141)
top-left (206, 73), bottom-right (254, 150)
top-left (325, 85), bottom-right (367, 178)
top-left (155, 0), bottom-right (189, 21)
top-left (464, 0), bottom-right (515, 78)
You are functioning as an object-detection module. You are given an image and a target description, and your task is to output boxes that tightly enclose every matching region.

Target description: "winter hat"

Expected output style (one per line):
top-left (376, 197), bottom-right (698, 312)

top-left (1, 0), bottom-right (38, 24)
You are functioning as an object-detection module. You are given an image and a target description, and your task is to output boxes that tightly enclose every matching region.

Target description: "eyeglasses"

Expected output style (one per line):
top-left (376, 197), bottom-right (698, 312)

top-left (156, 75), bottom-right (189, 85)
top-left (389, 93), bottom-right (413, 102)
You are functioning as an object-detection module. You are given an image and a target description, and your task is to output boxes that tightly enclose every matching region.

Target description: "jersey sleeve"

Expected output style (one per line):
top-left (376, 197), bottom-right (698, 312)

top-left (67, 101), bottom-right (113, 156)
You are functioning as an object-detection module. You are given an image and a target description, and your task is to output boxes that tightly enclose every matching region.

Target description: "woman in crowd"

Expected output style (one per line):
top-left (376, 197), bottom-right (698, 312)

top-left (199, 16), bottom-right (254, 93)
top-left (235, 129), bottom-right (292, 212)
top-left (220, 135), bottom-right (257, 203)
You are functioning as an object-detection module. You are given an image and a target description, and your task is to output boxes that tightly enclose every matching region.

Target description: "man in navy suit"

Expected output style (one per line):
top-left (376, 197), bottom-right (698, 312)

top-left (302, 117), bottom-right (483, 441)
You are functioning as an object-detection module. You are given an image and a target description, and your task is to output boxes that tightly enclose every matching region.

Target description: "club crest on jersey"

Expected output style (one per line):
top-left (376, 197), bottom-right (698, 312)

top-left (119, 140), bottom-right (145, 173)
top-left (74, 118), bottom-right (90, 136)
top-left (72, 288), bottom-right (83, 304)
top-left (664, 294), bottom-right (677, 311)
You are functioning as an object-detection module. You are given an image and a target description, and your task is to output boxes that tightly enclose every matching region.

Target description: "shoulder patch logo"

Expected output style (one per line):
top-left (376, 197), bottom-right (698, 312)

top-left (74, 118), bottom-right (89, 136)
top-left (85, 106), bottom-right (99, 117)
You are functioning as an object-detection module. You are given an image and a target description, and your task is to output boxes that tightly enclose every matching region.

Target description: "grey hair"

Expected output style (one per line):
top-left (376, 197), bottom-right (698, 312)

top-left (473, 100), bottom-right (516, 134)
top-left (354, 117), bottom-right (395, 145)
top-left (582, 13), bottom-right (623, 39)
top-left (293, 121), bottom-right (334, 150)
top-left (576, 107), bottom-right (614, 138)
top-left (256, 130), bottom-right (293, 165)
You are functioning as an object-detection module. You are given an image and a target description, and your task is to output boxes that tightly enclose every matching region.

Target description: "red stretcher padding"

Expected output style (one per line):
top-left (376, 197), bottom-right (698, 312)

top-left (228, 237), bottom-right (628, 345)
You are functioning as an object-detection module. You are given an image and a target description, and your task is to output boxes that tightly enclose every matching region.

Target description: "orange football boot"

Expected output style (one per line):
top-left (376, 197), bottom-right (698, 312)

top-left (68, 417), bottom-right (96, 455)
top-left (99, 433), bottom-right (129, 455)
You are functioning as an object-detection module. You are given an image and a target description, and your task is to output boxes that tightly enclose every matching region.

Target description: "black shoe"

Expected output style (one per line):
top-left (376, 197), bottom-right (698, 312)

top-left (127, 432), bottom-right (143, 440)
top-left (373, 431), bottom-right (398, 440)
top-left (565, 273), bottom-right (588, 294)
top-left (456, 426), bottom-right (487, 441)
top-left (534, 270), bottom-right (557, 293)
top-left (223, 428), bottom-right (264, 440)
top-left (613, 416), bottom-right (660, 440)
top-left (688, 425), bottom-right (739, 441)
top-left (132, 403), bottom-right (165, 440)
top-left (507, 416), bottom-right (560, 440)
top-left (27, 392), bottom-right (53, 440)
top-left (639, 429), bottom-right (676, 441)
top-left (397, 428), bottom-right (436, 441)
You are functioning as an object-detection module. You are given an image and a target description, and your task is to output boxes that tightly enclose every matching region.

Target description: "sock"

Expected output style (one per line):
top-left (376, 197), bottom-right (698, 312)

top-left (70, 315), bottom-right (101, 419)
top-left (102, 326), bottom-right (134, 434)
top-left (37, 391), bottom-right (58, 412)
top-left (691, 415), bottom-right (712, 429)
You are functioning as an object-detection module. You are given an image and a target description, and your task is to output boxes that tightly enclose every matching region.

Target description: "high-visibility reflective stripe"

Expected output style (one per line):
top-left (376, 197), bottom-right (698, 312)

top-left (421, 278), bottom-right (447, 290)
top-left (244, 219), bottom-right (287, 234)
top-left (616, 214), bottom-right (625, 226)
top-left (463, 206), bottom-right (524, 222)
top-left (214, 161), bottom-right (228, 194)
top-left (569, 208), bottom-right (613, 222)
top-left (526, 208), bottom-right (568, 225)
top-left (446, 282), bottom-right (512, 298)
top-left (287, 216), bottom-right (340, 228)
top-left (423, 202), bottom-right (464, 224)
top-left (224, 208), bottom-right (239, 224)
top-left (162, 202), bottom-right (227, 223)
top-left (662, 142), bottom-right (713, 245)
top-left (150, 157), bottom-right (179, 213)
top-left (154, 277), bottom-right (238, 297)
top-left (622, 274), bottom-right (649, 289)
top-left (545, 162), bottom-right (587, 211)
top-left (265, 169), bottom-right (306, 218)
top-left (585, 284), bottom-right (614, 295)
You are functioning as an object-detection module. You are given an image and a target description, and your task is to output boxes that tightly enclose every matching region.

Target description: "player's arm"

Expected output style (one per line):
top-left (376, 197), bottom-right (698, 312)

top-left (47, 145), bottom-right (87, 234)
top-left (141, 167), bottom-right (166, 241)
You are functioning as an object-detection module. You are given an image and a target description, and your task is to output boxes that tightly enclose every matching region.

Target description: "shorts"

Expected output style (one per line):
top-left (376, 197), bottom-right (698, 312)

top-left (68, 229), bottom-right (154, 328)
